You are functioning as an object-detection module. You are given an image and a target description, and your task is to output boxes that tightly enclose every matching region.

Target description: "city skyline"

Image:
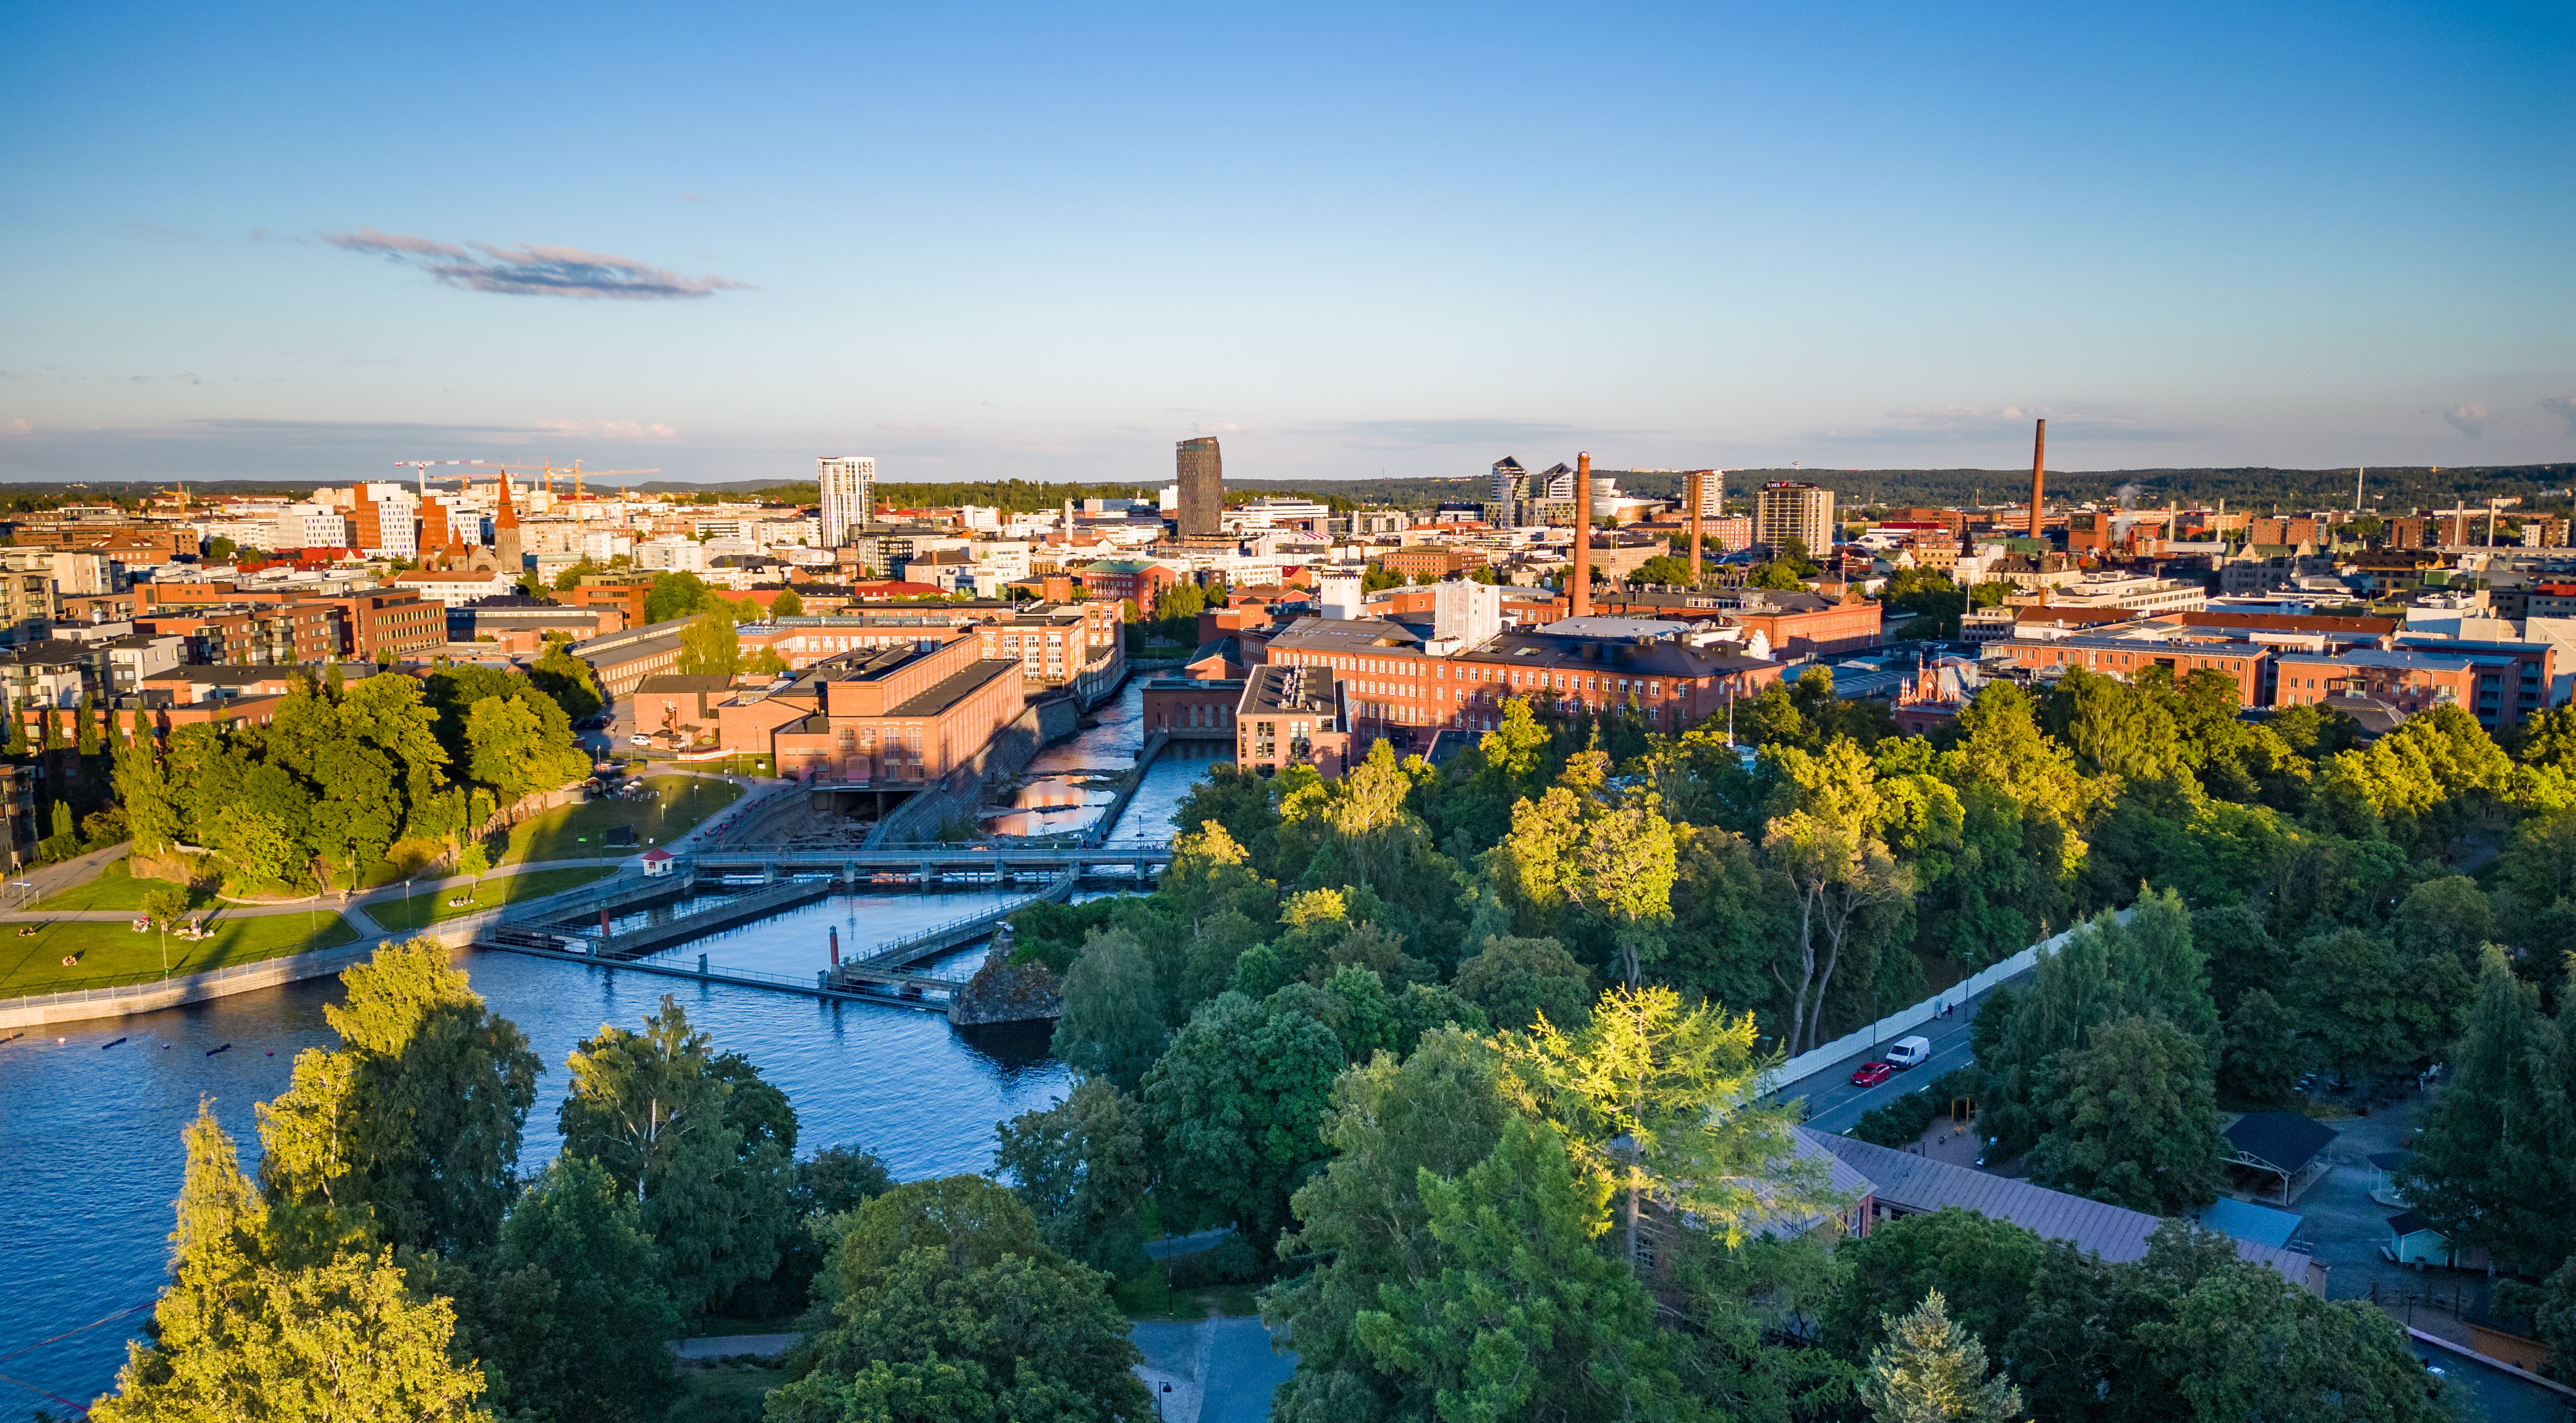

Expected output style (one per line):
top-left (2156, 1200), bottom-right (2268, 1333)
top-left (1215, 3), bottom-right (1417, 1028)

top-left (3, 1), bottom-right (2569, 486)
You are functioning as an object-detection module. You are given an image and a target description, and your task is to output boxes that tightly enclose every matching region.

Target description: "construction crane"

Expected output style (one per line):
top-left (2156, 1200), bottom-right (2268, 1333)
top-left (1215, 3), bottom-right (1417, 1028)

top-left (395, 459), bottom-right (503, 499)
top-left (557, 461), bottom-right (661, 503)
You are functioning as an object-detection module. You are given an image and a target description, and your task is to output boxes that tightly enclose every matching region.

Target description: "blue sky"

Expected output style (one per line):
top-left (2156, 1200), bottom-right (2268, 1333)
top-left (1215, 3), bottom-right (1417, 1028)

top-left (2, 1), bottom-right (2569, 487)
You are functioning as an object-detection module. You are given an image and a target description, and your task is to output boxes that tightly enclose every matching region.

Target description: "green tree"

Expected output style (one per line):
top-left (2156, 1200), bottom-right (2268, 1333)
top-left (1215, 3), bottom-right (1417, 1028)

top-left (777, 1176), bottom-right (1149, 1422)
top-left (466, 693), bottom-right (589, 804)
top-left (557, 995), bottom-right (796, 1318)
top-left (77, 688), bottom-right (99, 755)
top-left (1048, 927), bottom-right (1168, 1093)
top-left (527, 640), bottom-right (604, 722)
top-left (993, 1078), bottom-right (1150, 1276)
top-left (115, 708), bottom-right (178, 855)
top-left (142, 884), bottom-right (189, 979)
top-left (459, 840), bottom-right (490, 889)
top-left (5, 694), bottom-right (26, 755)
top-left (464, 1154), bottom-right (680, 1423)
top-left (2396, 945), bottom-right (2576, 1274)
top-left (1822, 1208), bottom-right (2044, 1359)
top-left (2219, 987), bottom-right (2305, 1106)
top-left (1267, 1027), bottom-right (1515, 1411)
top-left (1501, 983), bottom-right (1815, 1270)
top-left (2292, 926), bottom-right (2469, 1086)
top-left (254, 940), bottom-right (542, 1257)
top-left (1141, 989), bottom-right (1345, 1238)
top-left (676, 599), bottom-right (742, 677)
top-left (1859, 1290), bottom-right (2021, 1423)
top-left (2029, 1013), bottom-right (2222, 1213)
top-left (643, 570), bottom-right (714, 625)
top-left (1761, 738), bottom-right (1915, 1054)
top-left (93, 1105), bottom-right (493, 1423)
top-left (770, 582), bottom-right (805, 617)
top-left (1351, 1114), bottom-right (1689, 1418)
top-left (1453, 934), bottom-right (1595, 1031)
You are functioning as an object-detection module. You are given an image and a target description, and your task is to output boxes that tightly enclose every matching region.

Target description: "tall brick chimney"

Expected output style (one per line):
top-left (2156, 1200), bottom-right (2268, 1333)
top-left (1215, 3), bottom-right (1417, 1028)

top-left (1571, 451), bottom-right (1592, 618)
top-left (2029, 419), bottom-right (2046, 540)
top-left (1686, 470), bottom-right (1704, 585)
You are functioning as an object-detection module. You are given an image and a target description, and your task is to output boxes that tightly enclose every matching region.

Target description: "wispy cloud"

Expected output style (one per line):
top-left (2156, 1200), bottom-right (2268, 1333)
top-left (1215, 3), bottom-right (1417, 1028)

top-left (1, 419), bottom-right (31, 436)
top-left (680, 193), bottom-right (708, 204)
top-left (1193, 420), bottom-right (1242, 435)
top-left (2540, 396), bottom-right (2576, 437)
top-left (874, 422), bottom-right (951, 434)
top-left (321, 227), bottom-right (749, 300)
top-left (2433, 403), bottom-right (2493, 438)
top-left (534, 419), bottom-right (678, 442)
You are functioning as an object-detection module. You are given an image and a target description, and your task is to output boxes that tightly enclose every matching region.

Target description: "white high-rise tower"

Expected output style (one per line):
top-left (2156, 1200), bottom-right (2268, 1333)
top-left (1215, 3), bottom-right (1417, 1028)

top-left (817, 456), bottom-right (876, 548)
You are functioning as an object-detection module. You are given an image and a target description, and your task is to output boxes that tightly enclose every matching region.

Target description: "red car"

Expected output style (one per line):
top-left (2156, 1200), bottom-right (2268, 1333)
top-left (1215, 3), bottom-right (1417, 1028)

top-left (1851, 1061), bottom-right (1896, 1088)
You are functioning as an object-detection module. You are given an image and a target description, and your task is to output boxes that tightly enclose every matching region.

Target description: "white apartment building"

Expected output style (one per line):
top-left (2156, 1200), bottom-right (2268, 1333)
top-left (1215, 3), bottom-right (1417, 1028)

top-left (818, 456), bottom-right (876, 547)
top-left (758, 516), bottom-right (821, 548)
top-left (579, 530), bottom-right (636, 563)
top-left (2038, 571), bottom-right (2208, 616)
top-left (274, 503), bottom-right (354, 550)
top-left (637, 537), bottom-right (710, 573)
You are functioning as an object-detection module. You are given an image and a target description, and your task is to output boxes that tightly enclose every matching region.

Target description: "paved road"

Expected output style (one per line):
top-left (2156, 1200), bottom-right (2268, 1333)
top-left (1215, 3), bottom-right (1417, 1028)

top-left (1779, 975), bottom-right (2022, 1137)
top-left (670, 1333), bottom-right (796, 1359)
top-left (1130, 1316), bottom-right (1294, 1423)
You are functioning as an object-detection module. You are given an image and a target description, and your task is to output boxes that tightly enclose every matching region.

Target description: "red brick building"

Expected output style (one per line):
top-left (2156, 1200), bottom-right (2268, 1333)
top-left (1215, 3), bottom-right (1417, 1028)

top-left (718, 636), bottom-right (1026, 784)
top-left (1144, 677), bottom-right (1243, 738)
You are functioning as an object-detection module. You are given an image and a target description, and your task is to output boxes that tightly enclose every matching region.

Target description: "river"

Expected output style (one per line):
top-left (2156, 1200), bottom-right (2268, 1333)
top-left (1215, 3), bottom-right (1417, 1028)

top-left (0, 676), bottom-right (1208, 1420)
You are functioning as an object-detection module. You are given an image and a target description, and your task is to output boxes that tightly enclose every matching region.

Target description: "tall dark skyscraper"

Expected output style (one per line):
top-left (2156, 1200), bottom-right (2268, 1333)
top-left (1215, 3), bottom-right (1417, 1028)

top-left (1176, 436), bottom-right (1223, 538)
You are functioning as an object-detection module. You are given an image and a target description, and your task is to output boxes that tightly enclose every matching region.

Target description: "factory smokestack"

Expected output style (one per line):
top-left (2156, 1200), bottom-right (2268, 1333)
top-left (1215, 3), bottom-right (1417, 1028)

top-left (1571, 452), bottom-right (1593, 618)
top-left (2028, 419), bottom-right (2047, 540)
top-left (1687, 469), bottom-right (1704, 585)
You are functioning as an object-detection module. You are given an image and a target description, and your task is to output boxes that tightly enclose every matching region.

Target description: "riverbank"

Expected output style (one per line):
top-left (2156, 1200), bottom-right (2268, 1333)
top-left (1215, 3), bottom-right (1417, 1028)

top-left (0, 931), bottom-right (372, 1031)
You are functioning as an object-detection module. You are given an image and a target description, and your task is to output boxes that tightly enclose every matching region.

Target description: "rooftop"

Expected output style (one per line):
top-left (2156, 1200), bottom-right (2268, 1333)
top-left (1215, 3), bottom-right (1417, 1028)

top-left (1243, 664), bottom-right (1339, 717)
top-left (1813, 1131), bottom-right (2316, 1284)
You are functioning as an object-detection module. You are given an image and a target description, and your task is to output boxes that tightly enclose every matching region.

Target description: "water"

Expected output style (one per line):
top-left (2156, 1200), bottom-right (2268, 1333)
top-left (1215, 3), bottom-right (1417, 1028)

top-left (0, 672), bottom-right (1220, 1419)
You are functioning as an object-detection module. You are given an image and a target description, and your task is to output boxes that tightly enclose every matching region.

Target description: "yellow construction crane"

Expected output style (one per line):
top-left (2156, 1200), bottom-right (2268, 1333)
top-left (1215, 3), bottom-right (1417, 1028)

top-left (558, 461), bottom-right (661, 503)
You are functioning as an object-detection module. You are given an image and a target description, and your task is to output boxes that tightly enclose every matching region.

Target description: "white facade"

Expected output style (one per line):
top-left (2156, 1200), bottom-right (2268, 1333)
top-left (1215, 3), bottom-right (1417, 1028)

top-left (637, 537), bottom-right (710, 572)
top-left (274, 503), bottom-right (354, 550)
top-left (817, 455), bottom-right (876, 548)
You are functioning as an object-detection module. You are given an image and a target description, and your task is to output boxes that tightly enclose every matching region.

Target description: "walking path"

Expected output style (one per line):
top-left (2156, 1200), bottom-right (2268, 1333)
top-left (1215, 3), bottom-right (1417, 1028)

top-left (670, 1333), bottom-right (797, 1360)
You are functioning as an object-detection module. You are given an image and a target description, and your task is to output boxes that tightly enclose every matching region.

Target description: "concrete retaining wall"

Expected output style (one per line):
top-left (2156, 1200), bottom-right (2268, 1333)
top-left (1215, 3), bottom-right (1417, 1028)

top-left (872, 700), bottom-right (1056, 846)
top-left (0, 936), bottom-right (377, 1030)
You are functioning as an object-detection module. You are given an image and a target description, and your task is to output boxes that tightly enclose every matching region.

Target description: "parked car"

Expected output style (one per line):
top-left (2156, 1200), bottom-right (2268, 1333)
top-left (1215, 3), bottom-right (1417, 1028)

top-left (1885, 1035), bottom-right (1932, 1069)
top-left (630, 733), bottom-right (653, 747)
top-left (1851, 1061), bottom-right (1895, 1088)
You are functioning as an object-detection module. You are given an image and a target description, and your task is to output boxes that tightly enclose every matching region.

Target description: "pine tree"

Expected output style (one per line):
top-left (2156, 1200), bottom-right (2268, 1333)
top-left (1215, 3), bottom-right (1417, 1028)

top-left (42, 702), bottom-right (64, 751)
top-left (5, 694), bottom-right (26, 756)
top-left (1859, 1289), bottom-right (2022, 1423)
top-left (76, 689), bottom-right (99, 756)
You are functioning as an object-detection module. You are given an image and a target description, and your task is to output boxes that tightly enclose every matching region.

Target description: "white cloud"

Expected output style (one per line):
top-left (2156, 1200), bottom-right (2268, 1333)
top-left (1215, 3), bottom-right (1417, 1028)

top-left (2436, 404), bottom-right (2493, 438)
top-left (0, 418), bottom-right (30, 436)
top-left (1193, 420), bottom-right (1244, 435)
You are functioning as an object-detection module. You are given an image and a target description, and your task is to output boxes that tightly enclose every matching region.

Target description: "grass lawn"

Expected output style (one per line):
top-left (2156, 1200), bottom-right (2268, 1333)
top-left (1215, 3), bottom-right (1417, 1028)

top-left (35, 859), bottom-right (217, 913)
top-left (669, 1362), bottom-right (784, 1423)
top-left (502, 776), bottom-right (745, 865)
top-left (1113, 1272), bottom-right (1263, 1321)
top-left (0, 910), bottom-right (362, 999)
top-left (366, 865), bottom-right (618, 934)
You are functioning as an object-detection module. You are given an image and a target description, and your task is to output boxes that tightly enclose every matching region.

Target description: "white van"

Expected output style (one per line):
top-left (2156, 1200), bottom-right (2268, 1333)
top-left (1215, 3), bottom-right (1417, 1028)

top-left (1885, 1036), bottom-right (1932, 1070)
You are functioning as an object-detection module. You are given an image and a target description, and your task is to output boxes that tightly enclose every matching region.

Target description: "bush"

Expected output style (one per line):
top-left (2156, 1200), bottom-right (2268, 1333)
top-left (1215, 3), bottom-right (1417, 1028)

top-left (1849, 1068), bottom-right (1978, 1148)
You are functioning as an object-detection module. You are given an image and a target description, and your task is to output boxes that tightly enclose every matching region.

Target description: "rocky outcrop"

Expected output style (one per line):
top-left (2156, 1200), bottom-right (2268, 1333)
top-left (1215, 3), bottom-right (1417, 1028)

top-left (947, 931), bottom-right (1062, 1025)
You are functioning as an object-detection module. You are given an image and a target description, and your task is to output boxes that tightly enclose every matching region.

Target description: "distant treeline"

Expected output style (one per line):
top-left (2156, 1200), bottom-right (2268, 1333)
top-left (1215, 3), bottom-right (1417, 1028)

top-left (10, 463), bottom-right (2572, 517)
